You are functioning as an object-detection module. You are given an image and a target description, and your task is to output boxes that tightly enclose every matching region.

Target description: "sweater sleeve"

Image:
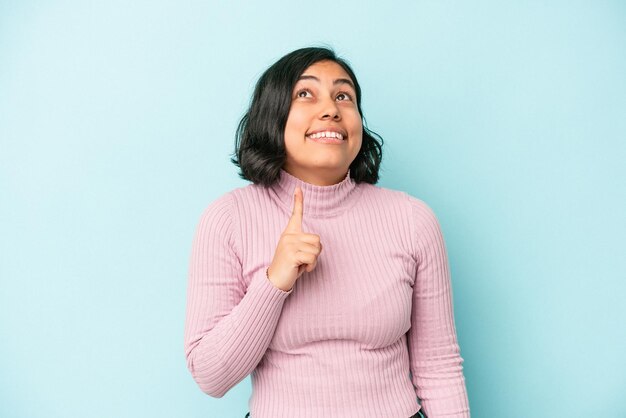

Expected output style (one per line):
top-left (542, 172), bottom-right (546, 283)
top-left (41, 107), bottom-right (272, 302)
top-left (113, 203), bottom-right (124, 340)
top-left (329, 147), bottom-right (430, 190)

top-left (183, 192), bottom-right (293, 398)
top-left (406, 196), bottom-right (470, 417)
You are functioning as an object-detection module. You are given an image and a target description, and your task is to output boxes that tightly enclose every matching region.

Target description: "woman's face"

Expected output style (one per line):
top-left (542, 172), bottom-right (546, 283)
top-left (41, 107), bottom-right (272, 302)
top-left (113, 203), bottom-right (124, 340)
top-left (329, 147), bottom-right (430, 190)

top-left (283, 60), bottom-right (363, 185)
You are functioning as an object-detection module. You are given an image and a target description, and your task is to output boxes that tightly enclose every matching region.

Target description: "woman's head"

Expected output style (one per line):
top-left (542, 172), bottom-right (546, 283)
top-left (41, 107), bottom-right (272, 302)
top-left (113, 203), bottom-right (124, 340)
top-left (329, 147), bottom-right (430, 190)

top-left (231, 46), bottom-right (383, 187)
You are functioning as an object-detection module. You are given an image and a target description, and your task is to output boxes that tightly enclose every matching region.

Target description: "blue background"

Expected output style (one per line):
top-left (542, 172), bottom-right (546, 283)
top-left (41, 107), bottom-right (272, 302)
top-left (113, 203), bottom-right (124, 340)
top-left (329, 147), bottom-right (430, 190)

top-left (1, 1), bottom-right (625, 417)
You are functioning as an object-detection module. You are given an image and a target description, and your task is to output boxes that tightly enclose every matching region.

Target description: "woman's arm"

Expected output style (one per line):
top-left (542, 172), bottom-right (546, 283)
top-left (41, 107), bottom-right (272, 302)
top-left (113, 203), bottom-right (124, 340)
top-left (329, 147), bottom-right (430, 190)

top-left (406, 196), bottom-right (471, 417)
top-left (184, 192), bottom-right (292, 398)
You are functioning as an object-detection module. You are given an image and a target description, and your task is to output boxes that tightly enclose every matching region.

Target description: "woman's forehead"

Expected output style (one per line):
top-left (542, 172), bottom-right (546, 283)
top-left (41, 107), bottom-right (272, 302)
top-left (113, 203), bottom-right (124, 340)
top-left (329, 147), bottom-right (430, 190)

top-left (297, 61), bottom-right (355, 90)
top-left (300, 60), bottom-right (351, 80)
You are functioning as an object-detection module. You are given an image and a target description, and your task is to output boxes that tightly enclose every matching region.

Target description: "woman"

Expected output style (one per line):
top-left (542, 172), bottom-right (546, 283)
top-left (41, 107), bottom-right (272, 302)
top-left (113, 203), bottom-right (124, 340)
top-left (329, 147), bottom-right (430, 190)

top-left (184, 46), bottom-right (470, 418)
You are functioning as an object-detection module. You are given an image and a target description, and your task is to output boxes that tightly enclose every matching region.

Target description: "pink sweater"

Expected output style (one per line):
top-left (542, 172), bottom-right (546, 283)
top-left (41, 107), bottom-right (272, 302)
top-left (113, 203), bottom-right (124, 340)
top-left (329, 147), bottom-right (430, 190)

top-left (184, 168), bottom-right (470, 418)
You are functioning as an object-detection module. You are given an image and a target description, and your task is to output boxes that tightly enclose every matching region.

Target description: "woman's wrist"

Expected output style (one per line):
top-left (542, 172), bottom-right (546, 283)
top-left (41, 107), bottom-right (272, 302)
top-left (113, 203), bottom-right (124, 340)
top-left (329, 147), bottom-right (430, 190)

top-left (266, 266), bottom-right (292, 292)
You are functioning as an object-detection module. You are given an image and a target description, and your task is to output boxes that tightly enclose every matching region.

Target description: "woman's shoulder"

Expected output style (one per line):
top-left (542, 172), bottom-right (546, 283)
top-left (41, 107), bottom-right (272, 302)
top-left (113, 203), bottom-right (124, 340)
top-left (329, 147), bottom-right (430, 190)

top-left (364, 183), bottom-right (432, 210)
top-left (197, 183), bottom-right (273, 224)
top-left (194, 189), bottom-right (238, 231)
top-left (365, 183), bottom-right (440, 226)
top-left (200, 182), bottom-right (260, 207)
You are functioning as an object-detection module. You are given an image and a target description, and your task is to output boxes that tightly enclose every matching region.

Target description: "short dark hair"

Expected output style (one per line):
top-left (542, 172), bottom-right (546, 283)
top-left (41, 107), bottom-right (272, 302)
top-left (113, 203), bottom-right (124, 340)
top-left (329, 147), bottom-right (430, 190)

top-left (230, 46), bottom-right (384, 187)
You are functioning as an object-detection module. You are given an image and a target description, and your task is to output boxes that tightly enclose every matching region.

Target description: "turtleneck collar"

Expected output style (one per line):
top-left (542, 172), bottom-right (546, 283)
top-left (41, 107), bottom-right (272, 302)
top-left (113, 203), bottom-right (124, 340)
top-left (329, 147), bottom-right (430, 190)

top-left (268, 168), bottom-right (361, 218)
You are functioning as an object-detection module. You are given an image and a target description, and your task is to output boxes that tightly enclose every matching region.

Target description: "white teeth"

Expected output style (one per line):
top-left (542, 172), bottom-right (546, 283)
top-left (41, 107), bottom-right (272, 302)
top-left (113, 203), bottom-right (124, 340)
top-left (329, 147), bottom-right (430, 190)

top-left (307, 131), bottom-right (344, 140)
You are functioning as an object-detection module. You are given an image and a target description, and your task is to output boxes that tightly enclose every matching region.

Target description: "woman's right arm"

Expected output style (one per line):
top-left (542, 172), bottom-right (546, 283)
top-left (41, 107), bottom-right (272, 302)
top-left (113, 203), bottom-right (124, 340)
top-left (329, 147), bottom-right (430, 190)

top-left (183, 192), bottom-right (293, 398)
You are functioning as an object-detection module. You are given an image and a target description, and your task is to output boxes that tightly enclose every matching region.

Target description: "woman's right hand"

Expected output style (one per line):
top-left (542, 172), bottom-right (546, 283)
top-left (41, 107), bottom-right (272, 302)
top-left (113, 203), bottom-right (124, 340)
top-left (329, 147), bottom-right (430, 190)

top-left (267, 186), bottom-right (322, 292)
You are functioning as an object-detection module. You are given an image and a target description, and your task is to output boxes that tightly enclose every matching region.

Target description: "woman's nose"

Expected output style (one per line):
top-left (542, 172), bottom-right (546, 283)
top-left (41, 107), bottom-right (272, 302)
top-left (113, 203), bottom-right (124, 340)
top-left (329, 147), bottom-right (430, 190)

top-left (319, 97), bottom-right (341, 120)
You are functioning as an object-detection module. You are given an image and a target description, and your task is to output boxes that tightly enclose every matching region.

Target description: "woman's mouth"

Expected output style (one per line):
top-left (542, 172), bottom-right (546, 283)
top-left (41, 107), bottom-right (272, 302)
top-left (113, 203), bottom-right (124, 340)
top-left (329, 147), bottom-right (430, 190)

top-left (305, 131), bottom-right (346, 144)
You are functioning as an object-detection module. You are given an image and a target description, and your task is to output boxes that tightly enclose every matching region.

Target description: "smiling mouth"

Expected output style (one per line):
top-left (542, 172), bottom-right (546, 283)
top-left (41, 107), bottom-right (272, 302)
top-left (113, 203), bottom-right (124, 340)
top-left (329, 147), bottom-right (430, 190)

top-left (305, 131), bottom-right (346, 141)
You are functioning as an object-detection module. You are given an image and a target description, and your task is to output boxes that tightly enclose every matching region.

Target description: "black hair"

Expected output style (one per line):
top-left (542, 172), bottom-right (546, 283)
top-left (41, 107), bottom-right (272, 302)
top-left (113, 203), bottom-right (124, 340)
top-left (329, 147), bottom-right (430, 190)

top-left (230, 46), bottom-right (384, 187)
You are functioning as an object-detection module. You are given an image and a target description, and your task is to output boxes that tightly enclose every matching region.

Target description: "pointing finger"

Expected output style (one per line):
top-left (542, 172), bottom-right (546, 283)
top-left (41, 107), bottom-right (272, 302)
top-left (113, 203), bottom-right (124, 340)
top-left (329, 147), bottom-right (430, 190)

top-left (286, 186), bottom-right (303, 232)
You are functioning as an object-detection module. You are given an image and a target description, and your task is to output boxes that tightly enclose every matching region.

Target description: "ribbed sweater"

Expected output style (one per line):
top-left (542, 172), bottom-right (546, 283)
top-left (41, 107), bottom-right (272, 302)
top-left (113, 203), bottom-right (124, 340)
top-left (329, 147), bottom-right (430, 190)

top-left (184, 168), bottom-right (470, 418)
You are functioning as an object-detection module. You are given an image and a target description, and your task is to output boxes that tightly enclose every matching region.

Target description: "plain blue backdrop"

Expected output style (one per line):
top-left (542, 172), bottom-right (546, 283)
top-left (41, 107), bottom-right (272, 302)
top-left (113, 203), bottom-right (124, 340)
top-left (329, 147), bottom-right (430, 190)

top-left (1, 1), bottom-right (625, 417)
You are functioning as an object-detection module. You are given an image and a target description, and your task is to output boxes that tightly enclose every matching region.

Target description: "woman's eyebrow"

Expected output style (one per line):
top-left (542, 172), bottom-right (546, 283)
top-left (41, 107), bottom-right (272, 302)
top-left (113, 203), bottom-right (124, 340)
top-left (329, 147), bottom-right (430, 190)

top-left (297, 74), bottom-right (355, 90)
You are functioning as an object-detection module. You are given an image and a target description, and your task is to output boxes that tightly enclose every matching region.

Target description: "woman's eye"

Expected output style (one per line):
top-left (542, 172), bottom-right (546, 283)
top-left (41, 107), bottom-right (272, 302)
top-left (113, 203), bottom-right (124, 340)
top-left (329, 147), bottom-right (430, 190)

top-left (296, 89), bottom-right (312, 98)
top-left (336, 92), bottom-right (353, 101)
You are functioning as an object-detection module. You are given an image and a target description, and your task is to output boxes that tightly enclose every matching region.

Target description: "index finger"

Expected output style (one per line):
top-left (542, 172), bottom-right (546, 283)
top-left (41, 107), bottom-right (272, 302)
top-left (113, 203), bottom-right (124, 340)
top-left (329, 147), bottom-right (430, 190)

top-left (285, 186), bottom-right (303, 232)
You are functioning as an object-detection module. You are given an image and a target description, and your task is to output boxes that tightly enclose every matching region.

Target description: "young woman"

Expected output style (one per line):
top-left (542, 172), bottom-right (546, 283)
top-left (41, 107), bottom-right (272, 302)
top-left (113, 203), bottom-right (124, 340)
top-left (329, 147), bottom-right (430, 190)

top-left (184, 46), bottom-right (470, 418)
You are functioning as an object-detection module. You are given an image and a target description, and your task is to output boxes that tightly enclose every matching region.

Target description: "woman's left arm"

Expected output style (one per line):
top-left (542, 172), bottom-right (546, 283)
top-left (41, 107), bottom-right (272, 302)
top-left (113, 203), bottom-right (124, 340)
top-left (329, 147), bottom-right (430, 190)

top-left (406, 196), bottom-right (471, 418)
